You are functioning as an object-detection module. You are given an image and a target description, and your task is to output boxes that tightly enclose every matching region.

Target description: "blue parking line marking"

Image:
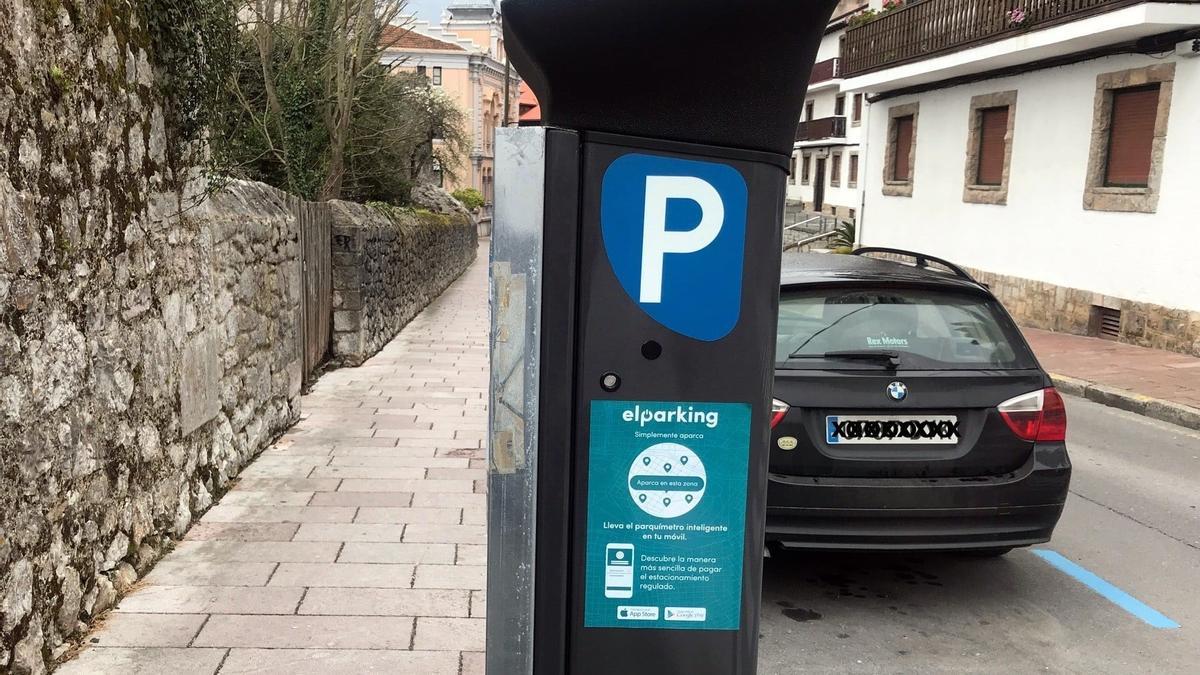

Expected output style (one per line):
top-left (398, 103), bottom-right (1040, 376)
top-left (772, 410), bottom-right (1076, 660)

top-left (1032, 549), bottom-right (1180, 629)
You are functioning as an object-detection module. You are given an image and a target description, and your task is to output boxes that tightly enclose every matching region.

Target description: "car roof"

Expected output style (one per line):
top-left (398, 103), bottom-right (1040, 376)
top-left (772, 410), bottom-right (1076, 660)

top-left (780, 252), bottom-right (989, 294)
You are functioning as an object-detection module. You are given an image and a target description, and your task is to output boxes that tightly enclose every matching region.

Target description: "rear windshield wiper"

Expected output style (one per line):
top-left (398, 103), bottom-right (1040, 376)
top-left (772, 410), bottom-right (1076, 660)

top-left (788, 350), bottom-right (901, 367)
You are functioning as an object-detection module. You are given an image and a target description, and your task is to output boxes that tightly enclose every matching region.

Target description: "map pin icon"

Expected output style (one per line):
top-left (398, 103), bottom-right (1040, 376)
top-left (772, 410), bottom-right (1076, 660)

top-left (664, 463), bottom-right (672, 473)
top-left (680, 456), bottom-right (689, 465)
top-left (663, 498), bottom-right (672, 507)
top-left (685, 495), bottom-right (693, 503)
top-left (638, 494), bottom-right (647, 503)
top-left (643, 457), bottom-right (652, 466)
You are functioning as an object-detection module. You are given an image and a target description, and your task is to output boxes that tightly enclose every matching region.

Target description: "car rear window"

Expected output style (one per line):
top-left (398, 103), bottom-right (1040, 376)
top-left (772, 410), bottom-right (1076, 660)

top-left (776, 286), bottom-right (1037, 370)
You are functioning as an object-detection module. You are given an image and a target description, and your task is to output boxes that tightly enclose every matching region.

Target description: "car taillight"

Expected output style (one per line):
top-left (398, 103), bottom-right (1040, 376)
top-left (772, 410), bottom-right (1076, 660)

top-left (998, 387), bottom-right (1067, 442)
top-left (770, 398), bottom-right (790, 429)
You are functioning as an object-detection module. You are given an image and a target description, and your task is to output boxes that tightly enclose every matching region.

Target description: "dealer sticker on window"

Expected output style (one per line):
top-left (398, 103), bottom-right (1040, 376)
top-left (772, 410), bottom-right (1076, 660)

top-left (827, 415), bottom-right (960, 445)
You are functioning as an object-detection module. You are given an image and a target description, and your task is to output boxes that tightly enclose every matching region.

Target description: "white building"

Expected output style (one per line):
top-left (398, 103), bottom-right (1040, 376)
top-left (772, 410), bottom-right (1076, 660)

top-left (787, 1), bottom-right (872, 225)
top-left (842, 0), bottom-right (1200, 356)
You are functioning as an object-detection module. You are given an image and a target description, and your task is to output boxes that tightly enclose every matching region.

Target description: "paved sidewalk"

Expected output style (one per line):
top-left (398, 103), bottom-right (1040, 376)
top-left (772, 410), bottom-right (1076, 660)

top-left (1024, 327), bottom-right (1200, 426)
top-left (61, 246), bottom-right (489, 674)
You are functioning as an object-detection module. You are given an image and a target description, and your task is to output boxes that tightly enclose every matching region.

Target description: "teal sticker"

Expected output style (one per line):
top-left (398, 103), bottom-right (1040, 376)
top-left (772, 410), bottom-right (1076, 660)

top-left (584, 401), bottom-right (751, 631)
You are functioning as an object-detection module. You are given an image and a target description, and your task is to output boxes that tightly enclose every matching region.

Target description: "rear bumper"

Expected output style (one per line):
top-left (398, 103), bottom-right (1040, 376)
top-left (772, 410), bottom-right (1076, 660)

top-left (764, 444), bottom-right (1071, 550)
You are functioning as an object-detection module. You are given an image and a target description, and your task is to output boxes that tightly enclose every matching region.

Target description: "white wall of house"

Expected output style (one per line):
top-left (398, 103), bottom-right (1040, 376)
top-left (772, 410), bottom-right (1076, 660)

top-left (787, 30), bottom-right (869, 215)
top-left (859, 51), bottom-right (1200, 312)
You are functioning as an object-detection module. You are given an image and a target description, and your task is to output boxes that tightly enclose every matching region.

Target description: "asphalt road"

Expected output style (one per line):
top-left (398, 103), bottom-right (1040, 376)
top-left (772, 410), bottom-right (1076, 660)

top-left (757, 396), bottom-right (1200, 674)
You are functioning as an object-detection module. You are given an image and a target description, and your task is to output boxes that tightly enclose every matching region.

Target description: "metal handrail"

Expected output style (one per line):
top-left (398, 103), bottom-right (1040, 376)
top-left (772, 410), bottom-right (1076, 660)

top-left (784, 216), bottom-right (825, 232)
top-left (783, 230), bottom-right (839, 253)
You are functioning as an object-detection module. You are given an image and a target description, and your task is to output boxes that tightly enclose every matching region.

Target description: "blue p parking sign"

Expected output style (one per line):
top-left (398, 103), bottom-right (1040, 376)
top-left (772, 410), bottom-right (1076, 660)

top-left (601, 154), bottom-right (749, 342)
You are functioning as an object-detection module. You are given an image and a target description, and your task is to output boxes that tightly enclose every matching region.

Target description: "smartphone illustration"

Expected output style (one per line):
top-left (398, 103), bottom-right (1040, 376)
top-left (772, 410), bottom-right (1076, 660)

top-left (604, 544), bottom-right (635, 599)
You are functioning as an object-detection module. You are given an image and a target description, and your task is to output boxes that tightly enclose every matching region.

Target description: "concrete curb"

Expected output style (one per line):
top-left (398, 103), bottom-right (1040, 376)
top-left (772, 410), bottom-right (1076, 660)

top-left (1050, 373), bottom-right (1200, 432)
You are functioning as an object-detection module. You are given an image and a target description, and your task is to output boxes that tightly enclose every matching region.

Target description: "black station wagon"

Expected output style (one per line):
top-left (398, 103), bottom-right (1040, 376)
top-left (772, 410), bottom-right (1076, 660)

top-left (766, 248), bottom-right (1071, 556)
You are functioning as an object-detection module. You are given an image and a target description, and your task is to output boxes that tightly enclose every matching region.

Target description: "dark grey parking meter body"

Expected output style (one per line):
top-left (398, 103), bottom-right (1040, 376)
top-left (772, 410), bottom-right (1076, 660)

top-left (487, 2), bottom-right (839, 674)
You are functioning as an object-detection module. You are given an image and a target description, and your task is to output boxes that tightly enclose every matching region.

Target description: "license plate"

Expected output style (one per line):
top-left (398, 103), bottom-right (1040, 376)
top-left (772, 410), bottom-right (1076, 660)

top-left (826, 415), bottom-right (960, 445)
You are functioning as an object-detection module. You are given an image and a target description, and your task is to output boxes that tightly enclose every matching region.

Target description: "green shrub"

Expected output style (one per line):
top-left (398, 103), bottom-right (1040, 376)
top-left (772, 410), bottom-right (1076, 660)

top-left (452, 188), bottom-right (485, 211)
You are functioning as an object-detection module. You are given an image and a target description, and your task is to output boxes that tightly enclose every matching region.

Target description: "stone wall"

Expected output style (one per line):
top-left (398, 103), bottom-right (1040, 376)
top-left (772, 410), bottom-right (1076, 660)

top-left (968, 267), bottom-right (1200, 357)
top-left (1, 175), bottom-right (303, 673)
top-left (330, 194), bottom-right (477, 367)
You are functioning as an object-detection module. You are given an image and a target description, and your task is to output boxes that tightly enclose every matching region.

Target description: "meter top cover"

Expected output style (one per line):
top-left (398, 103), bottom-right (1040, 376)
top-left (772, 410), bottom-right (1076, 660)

top-left (502, 0), bottom-right (840, 157)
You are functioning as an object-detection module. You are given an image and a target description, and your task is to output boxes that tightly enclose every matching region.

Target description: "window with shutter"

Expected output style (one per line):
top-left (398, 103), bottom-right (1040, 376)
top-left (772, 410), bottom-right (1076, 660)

top-left (853, 94), bottom-right (863, 124)
top-left (789, 156), bottom-right (797, 184)
top-left (831, 153), bottom-right (842, 186)
top-left (893, 116), bottom-right (914, 182)
top-left (849, 154), bottom-right (859, 186)
top-left (835, 95), bottom-right (845, 117)
top-left (805, 101), bottom-right (815, 121)
top-left (1105, 85), bottom-right (1159, 187)
top-left (801, 154), bottom-right (811, 184)
top-left (975, 106), bottom-right (1009, 186)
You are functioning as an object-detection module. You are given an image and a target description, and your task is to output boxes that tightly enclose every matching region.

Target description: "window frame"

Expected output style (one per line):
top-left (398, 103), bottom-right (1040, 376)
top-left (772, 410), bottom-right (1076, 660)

top-left (962, 90), bottom-right (1017, 205)
top-left (1103, 84), bottom-right (1160, 188)
top-left (801, 153), bottom-right (812, 185)
top-left (852, 93), bottom-right (863, 126)
top-left (882, 102), bottom-right (918, 198)
top-left (1083, 64), bottom-right (1174, 213)
top-left (432, 66), bottom-right (443, 86)
top-left (848, 153), bottom-right (859, 188)
top-left (834, 94), bottom-right (846, 117)
top-left (805, 100), bottom-right (815, 121)
top-left (830, 151), bottom-right (842, 187)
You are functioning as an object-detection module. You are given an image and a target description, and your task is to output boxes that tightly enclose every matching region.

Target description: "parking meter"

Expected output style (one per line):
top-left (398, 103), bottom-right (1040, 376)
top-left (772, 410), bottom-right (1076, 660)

top-left (487, 1), bottom-right (838, 673)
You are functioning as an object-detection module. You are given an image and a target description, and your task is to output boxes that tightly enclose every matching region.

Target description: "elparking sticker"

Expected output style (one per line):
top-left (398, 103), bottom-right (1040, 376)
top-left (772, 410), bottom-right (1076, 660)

top-left (584, 400), bottom-right (751, 631)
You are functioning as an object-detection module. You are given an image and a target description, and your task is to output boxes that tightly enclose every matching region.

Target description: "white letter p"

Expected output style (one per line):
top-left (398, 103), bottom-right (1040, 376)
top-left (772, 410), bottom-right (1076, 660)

top-left (640, 176), bottom-right (725, 304)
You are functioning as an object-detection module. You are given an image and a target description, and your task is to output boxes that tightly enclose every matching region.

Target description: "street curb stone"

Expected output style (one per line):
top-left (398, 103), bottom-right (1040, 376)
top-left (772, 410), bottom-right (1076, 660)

top-left (1050, 373), bottom-right (1200, 432)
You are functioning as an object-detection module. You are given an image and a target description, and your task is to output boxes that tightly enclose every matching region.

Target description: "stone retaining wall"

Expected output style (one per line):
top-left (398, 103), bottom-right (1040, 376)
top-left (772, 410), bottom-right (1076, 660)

top-left (1, 177), bottom-right (303, 673)
top-left (329, 198), bottom-right (477, 367)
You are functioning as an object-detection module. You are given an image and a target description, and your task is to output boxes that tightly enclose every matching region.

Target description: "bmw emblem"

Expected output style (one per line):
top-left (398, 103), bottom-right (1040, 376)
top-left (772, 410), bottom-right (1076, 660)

top-left (887, 381), bottom-right (908, 402)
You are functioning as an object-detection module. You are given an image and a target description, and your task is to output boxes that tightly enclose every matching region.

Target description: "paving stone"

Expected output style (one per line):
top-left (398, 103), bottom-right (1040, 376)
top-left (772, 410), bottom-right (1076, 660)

top-left (355, 507), bottom-right (463, 524)
top-left (328, 456), bottom-right (470, 468)
top-left (215, 491), bottom-right (316, 507)
top-left (456, 544), bottom-right (486, 566)
top-left (183, 523), bottom-right (300, 542)
top-left (219, 649), bottom-right (459, 674)
top-left (307, 491), bottom-right (414, 507)
top-left (338, 478), bottom-right (474, 493)
top-left (412, 617), bottom-right (486, 651)
top-left (310, 466), bottom-right (428, 480)
top-left (425, 468), bottom-right (487, 481)
top-left (461, 651), bottom-right (485, 675)
top-left (412, 493), bottom-right (487, 509)
top-left (233, 478), bottom-right (342, 492)
top-left (200, 506), bottom-right (356, 524)
top-left (88, 613), bottom-right (208, 647)
top-left (116, 585), bottom-right (303, 614)
top-left (269, 563), bottom-right (416, 588)
top-left (330, 446), bottom-right (439, 457)
top-left (56, 648), bottom-right (227, 675)
top-left (193, 615), bottom-right (415, 650)
top-left (470, 590), bottom-right (486, 618)
top-left (413, 565), bottom-right (486, 590)
top-left (293, 523), bottom-right (406, 542)
top-left (405, 524), bottom-right (485, 545)
top-left (165, 541), bottom-right (339, 564)
top-left (142, 561), bottom-right (276, 586)
top-left (338, 543), bottom-right (457, 564)
top-left (299, 588), bottom-right (470, 617)
top-left (461, 505), bottom-right (486, 525)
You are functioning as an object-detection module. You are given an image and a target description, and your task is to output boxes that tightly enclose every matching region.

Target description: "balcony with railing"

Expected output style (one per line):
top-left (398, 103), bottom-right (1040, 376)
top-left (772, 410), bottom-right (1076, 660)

top-left (796, 116), bottom-right (848, 143)
top-left (809, 57), bottom-right (842, 85)
top-left (842, 0), bottom-right (1200, 85)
